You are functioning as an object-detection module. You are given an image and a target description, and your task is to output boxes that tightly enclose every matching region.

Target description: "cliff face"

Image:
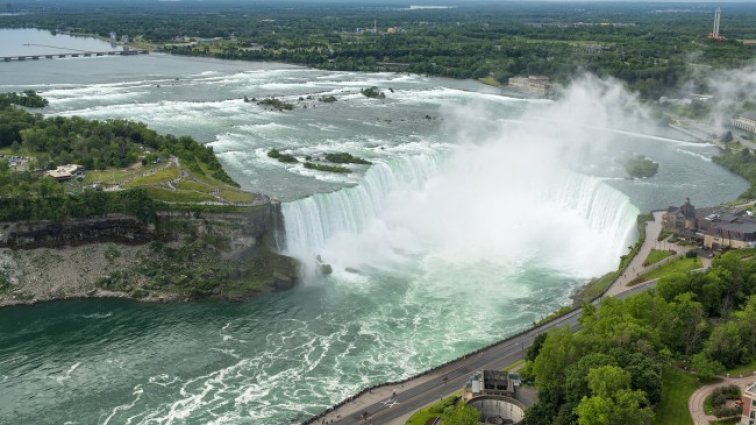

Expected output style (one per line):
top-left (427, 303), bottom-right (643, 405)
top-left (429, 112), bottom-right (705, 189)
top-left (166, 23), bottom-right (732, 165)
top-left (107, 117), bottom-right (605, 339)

top-left (0, 203), bottom-right (282, 251)
top-left (0, 202), bottom-right (298, 307)
top-left (0, 215), bottom-right (157, 249)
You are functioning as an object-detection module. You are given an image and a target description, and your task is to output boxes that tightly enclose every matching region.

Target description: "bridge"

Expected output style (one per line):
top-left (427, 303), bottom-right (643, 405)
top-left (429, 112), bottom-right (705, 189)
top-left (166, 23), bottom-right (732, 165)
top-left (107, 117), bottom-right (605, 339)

top-left (2, 43), bottom-right (149, 62)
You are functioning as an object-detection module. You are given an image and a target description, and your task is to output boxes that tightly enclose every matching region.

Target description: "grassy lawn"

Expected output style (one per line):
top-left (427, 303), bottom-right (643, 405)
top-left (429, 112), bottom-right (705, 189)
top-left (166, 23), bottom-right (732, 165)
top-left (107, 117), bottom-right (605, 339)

top-left (573, 271), bottom-right (618, 305)
top-left (727, 358), bottom-right (756, 377)
top-left (405, 395), bottom-right (459, 425)
top-left (82, 169), bottom-right (133, 185)
top-left (146, 187), bottom-right (215, 203)
top-left (219, 189), bottom-right (255, 204)
top-left (504, 359), bottom-right (526, 372)
top-left (652, 368), bottom-right (700, 425)
top-left (125, 165), bottom-right (180, 188)
top-left (644, 249), bottom-right (672, 266)
top-left (723, 248), bottom-right (756, 261)
top-left (175, 180), bottom-right (212, 192)
top-left (630, 257), bottom-right (701, 285)
top-left (704, 394), bottom-right (714, 415)
top-left (478, 76), bottom-right (501, 87)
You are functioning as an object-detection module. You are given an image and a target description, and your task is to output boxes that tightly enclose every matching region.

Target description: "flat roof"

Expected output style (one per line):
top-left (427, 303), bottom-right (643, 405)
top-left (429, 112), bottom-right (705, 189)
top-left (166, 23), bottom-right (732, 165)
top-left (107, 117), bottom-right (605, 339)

top-left (715, 220), bottom-right (756, 234)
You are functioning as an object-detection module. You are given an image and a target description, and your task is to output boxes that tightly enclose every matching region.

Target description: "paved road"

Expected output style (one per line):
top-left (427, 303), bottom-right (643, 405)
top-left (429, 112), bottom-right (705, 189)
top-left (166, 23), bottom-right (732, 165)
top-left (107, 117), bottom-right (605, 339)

top-left (316, 282), bottom-right (656, 425)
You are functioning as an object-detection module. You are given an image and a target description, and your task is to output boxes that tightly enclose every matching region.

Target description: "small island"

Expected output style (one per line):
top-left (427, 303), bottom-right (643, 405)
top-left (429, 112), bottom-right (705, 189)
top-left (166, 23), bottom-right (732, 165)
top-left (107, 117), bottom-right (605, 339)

top-left (253, 97), bottom-right (295, 111)
top-left (267, 149), bottom-right (371, 174)
top-left (361, 86), bottom-right (386, 99)
top-left (624, 155), bottom-right (659, 178)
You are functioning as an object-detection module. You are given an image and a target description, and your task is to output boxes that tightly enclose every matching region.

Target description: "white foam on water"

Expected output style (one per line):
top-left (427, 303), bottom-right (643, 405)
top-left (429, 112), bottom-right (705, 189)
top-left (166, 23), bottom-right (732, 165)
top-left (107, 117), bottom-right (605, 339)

top-left (675, 147), bottom-right (712, 162)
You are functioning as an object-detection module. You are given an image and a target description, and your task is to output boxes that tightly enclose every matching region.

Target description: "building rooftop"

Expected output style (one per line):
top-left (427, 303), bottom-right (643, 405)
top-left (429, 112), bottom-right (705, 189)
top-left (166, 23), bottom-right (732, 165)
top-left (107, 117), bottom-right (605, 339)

top-left (739, 112), bottom-right (756, 121)
top-left (483, 370), bottom-right (509, 391)
top-left (747, 382), bottom-right (756, 395)
top-left (715, 219), bottom-right (756, 235)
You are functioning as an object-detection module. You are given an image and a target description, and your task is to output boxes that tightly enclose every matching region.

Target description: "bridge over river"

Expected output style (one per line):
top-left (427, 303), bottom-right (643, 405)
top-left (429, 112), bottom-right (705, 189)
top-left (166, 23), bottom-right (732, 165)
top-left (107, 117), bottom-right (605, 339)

top-left (1, 43), bottom-right (149, 62)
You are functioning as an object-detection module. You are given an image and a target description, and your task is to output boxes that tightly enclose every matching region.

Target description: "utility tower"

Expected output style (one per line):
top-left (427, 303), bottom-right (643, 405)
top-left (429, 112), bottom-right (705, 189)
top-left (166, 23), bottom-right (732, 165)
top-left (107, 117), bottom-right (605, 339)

top-left (712, 7), bottom-right (721, 39)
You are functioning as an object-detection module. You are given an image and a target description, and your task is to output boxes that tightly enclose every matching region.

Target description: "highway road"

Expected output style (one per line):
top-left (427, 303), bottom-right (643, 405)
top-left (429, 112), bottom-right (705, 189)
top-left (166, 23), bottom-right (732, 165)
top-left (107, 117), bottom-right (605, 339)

top-left (314, 281), bottom-right (656, 425)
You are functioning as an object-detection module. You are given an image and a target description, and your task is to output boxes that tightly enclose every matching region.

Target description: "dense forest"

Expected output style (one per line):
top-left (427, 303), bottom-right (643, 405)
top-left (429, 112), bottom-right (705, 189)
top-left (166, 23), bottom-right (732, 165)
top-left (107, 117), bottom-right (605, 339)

top-left (523, 250), bottom-right (756, 425)
top-left (2, 2), bottom-right (756, 98)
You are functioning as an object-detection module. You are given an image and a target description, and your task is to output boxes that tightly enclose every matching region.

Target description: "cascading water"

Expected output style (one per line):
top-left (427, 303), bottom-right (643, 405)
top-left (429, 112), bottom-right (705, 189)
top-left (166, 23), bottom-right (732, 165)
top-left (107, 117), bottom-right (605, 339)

top-left (282, 153), bottom-right (446, 262)
top-left (282, 147), bottom-right (639, 277)
top-left (544, 172), bottom-right (640, 261)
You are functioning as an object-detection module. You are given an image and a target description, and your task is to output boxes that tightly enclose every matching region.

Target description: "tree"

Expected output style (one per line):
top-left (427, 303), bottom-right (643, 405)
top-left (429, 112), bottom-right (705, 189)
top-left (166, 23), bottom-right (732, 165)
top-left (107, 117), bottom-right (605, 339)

top-left (705, 322), bottom-right (748, 369)
top-left (533, 328), bottom-right (581, 397)
top-left (587, 366), bottom-right (631, 399)
top-left (527, 333), bottom-right (548, 362)
top-left (576, 366), bottom-right (653, 425)
top-left (565, 353), bottom-right (618, 404)
top-left (691, 352), bottom-right (725, 380)
top-left (442, 404), bottom-right (479, 425)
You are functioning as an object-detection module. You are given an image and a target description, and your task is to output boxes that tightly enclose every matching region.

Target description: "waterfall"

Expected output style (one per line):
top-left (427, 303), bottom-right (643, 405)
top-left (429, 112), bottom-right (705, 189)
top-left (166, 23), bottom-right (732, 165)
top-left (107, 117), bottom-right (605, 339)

top-left (282, 152), bottom-right (639, 276)
top-left (544, 173), bottom-right (640, 261)
top-left (282, 153), bottom-right (444, 261)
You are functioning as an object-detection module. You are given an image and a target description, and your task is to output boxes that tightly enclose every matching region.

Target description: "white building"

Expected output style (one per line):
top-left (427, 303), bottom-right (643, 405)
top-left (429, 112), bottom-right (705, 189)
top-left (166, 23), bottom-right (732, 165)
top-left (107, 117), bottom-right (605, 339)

top-left (508, 75), bottom-right (552, 97)
top-left (733, 113), bottom-right (756, 134)
top-left (46, 164), bottom-right (85, 181)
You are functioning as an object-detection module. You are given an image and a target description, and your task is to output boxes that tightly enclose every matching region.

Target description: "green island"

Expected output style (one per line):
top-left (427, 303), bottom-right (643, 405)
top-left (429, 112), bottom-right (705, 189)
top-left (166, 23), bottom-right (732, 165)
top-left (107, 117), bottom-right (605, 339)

top-left (255, 97), bottom-right (296, 111)
top-left (361, 86), bottom-right (386, 99)
top-left (0, 93), bottom-right (298, 305)
top-left (325, 152), bottom-right (372, 165)
top-left (624, 155), bottom-right (659, 179)
top-left (304, 162), bottom-right (350, 174)
top-left (267, 149), bottom-right (370, 173)
top-left (268, 148), bottom-right (299, 164)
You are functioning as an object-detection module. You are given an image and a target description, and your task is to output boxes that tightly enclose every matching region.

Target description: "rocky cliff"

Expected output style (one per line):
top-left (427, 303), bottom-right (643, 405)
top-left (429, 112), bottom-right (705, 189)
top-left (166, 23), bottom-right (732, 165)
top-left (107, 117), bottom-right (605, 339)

top-left (0, 202), bottom-right (299, 307)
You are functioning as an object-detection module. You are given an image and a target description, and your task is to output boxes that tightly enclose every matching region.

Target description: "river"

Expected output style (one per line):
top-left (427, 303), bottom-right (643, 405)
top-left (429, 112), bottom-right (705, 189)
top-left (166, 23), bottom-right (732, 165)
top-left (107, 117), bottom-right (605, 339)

top-left (0, 29), bottom-right (748, 425)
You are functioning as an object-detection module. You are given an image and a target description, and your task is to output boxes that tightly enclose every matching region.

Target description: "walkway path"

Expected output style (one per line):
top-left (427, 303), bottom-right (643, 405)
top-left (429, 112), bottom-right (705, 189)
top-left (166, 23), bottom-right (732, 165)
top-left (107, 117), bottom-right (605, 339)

top-left (607, 210), bottom-right (692, 296)
top-left (689, 375), bottom-right (756, 425)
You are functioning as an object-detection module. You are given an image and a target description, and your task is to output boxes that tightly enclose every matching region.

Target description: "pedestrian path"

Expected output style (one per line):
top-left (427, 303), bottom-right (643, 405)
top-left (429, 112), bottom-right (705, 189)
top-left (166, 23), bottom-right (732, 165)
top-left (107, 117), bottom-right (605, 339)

top-left (689, 374), bottom-right (756, 425)
top-left (607, 210), bottom-right (692, 296)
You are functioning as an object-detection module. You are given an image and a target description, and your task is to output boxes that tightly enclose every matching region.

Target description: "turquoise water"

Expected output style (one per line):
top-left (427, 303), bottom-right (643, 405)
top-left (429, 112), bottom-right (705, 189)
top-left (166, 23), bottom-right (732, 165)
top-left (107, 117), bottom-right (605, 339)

top-left (0, 30), bottom-right (749, 425)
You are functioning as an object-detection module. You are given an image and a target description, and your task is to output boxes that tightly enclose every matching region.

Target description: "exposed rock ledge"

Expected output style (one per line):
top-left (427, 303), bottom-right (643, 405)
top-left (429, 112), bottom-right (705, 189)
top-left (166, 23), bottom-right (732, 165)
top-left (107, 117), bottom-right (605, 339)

top-left (0, 204), bottom-right (299, 308)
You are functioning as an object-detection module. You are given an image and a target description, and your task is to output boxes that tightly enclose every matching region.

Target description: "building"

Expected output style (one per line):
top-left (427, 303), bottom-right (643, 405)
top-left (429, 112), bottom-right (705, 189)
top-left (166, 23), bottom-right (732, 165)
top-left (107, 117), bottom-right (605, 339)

top-left (743, 382), bottom-right (756, 425)
top-left (700, 210), bottom-right (756, 249)
top-left (463, 370), bottom-right (524, 425)
top-left (663, 198), bottom-right (698, 235)
top-left (734, 113), bottom-right (756, 134)
top-left (463, 370), bottom-right (515, 401)
top-left (46, 164), bottom-right (85, 181)
top-left (508, 75), bottom-right (552, 97)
